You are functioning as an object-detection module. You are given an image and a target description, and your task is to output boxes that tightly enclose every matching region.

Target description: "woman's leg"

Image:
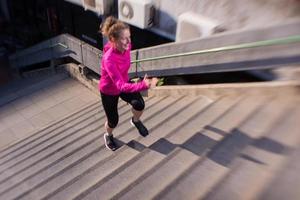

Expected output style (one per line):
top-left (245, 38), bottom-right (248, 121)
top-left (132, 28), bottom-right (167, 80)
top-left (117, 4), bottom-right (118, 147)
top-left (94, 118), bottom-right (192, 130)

top-left (105, 121), bottom-right (114, 135)
top-left (100, 92), bottom-right (119, 150)
top-left (120, 92), bottom-right (148, 136)
top-left (120, 92), bottom-right (145, 119)
top-left (100, 92), bottom-right (119, 135)
top-left (131, 107), bottom-right (143, 122)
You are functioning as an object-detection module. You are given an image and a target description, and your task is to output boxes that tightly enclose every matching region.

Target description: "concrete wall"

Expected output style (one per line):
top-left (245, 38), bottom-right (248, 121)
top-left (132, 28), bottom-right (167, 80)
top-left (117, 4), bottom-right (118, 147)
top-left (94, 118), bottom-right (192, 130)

top-left (151, 0), bottom-right (300, 39)
top-left (63, 0), bottom-right (300, 40)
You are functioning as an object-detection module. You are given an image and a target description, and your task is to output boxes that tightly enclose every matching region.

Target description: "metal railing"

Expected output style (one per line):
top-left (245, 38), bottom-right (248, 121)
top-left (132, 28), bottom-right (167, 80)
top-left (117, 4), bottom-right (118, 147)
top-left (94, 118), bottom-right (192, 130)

top-left (50, 43), bottom-right (69, 49)
top-left (9, 23), bottom-right (300, 78)
top-left (16, 42), bottom-right (69, 58)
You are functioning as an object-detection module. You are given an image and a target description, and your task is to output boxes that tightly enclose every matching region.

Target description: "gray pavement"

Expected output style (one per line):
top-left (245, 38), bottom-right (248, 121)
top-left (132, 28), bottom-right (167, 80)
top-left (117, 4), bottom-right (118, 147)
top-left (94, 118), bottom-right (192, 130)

top-left (0, 72), bottom-right (99, 150)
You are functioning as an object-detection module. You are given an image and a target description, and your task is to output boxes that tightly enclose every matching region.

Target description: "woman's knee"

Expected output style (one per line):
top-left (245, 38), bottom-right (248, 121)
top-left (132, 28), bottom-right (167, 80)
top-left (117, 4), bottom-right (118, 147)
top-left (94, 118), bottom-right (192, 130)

top-left (131, 99), bottom-right (145, 111)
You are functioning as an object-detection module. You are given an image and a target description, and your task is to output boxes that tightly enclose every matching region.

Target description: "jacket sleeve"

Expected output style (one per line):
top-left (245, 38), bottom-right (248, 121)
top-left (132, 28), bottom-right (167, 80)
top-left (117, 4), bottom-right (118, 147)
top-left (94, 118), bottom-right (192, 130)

top-left (105, 60), bottom-right (149, 93)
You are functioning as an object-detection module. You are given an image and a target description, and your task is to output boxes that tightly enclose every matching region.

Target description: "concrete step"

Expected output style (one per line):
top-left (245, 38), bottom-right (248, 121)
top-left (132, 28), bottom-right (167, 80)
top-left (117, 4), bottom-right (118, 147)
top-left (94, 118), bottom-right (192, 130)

top-left (0, 101), bottom-right (100, 164)
top-left (0, 130), bottom-right (109, 197)
top-left (0, 99), bottom-right (124, 176)
top-left (0, 95), bottom-right (212, 200)
top-left (113, 147), bottom-right (199, 200)
top-left (67, 148), bottom-right (165, 200)
top-left (0, 78), bottom-right (298, 200)
top-left (120, 96), bottom-right (212, 145)
top-left (0, 94), bottom-right (154, 171)
top-left (0, 109), bottom-right (103, 174)
top-left (258, 140), bottom-right (300, 200)
top-left (112, 95), bottom-right (183, 142)
top-left (131, 96), bottom-right (213, 147)
top-left (154, 94), bottom-right (273, 200)
top-left (0, 121), bottom-right (105, 196)
top-left (104, 95), bottom-right (264, 199)
top-left (16, 146), bottom-right (139, 200)
top-left (33, 96), bottom-right (170, 200)
top-left (0, 96), bottom-right (160, 199)
top-left (166, 95), bottom-right (242, 146)
top-left (68, 96), bottom-right (212, 199)
top-left (203, 102), bottom-right (300, 200)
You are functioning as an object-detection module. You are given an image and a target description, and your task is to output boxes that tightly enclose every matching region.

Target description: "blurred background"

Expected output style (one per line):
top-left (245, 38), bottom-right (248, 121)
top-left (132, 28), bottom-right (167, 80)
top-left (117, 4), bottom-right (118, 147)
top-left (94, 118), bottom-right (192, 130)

top-left (1, 0), bottom-right (300, 85)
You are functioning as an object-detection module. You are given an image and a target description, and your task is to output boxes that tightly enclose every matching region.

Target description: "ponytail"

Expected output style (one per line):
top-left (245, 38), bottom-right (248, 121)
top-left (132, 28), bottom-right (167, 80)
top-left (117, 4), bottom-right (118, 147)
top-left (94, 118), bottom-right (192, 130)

top-left (100, 16), bottom-right (129, 41)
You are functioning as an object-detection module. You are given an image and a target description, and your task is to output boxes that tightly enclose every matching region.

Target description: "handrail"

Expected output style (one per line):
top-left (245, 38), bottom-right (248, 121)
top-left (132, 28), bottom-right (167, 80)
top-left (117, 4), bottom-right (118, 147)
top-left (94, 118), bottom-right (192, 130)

top-left (131, 35), bottom-right (300, 64)
top-left (50, 42), bottom-right (69, 49)
top-left (14, 42), bottom-right (69, 58)
top-left (10, 41), bottom-right (70, 69)
top-left (9, 28), bottom-right (300, 76)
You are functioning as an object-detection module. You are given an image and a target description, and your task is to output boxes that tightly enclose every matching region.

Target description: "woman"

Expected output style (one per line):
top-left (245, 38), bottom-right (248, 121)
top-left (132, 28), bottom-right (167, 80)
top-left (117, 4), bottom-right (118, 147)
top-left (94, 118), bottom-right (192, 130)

top-left (99, 16), bottom-right (158, 151)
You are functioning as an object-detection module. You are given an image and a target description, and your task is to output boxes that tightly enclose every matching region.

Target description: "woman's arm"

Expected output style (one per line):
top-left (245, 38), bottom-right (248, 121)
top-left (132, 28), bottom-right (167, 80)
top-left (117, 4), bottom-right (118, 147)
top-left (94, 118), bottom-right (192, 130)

top-left (105, 60), bottom-right (149, 93)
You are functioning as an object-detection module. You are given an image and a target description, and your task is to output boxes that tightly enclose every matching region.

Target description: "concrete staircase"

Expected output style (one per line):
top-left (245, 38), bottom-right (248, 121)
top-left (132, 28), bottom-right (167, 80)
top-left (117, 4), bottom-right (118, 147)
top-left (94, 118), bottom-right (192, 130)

top-left (0, 73), bottom-right (299, 199)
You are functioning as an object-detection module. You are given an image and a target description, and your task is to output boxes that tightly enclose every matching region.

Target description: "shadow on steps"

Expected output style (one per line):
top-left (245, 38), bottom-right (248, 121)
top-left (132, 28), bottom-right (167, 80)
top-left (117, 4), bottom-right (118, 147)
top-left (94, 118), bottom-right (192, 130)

top-left (125, 126), bottom-right (292, 168)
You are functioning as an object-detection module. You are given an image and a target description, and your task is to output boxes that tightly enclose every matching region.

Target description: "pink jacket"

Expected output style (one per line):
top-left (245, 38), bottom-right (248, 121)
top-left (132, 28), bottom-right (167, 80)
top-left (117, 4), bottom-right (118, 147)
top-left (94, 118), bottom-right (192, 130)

top-left (99, 42), bottom-right (148, 95)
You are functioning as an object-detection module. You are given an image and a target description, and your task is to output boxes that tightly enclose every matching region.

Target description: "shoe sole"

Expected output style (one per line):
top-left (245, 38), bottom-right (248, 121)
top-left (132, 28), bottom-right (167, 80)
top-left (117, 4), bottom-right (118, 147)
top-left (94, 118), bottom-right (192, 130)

top-left (130, 119), bottom-right (135, 127)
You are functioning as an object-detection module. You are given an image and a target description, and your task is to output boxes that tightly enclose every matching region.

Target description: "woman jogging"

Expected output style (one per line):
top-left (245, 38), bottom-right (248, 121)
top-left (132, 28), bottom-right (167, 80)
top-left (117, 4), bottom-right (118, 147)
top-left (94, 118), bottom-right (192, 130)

top-left (99, 16), bottom-right (158, 151)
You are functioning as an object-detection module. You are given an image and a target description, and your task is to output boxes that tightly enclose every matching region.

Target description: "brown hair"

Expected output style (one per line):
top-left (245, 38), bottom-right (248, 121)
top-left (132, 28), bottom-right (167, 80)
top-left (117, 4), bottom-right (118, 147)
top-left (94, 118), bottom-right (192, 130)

top-left (100, 16), bottom-right (129, 41)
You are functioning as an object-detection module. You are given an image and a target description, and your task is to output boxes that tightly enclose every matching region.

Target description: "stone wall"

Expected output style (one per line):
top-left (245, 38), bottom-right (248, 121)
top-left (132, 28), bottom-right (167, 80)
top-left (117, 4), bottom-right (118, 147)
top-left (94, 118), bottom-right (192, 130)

top-left (152, 0), bottom-right (300, 38)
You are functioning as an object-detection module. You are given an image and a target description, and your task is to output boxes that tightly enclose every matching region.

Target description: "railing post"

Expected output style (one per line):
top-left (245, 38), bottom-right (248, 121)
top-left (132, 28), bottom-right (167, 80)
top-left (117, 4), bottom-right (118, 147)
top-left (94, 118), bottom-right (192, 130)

top-left (135, 50), bottom-right (139, 78)
top-left (50, 59), bottom-right (57, 74)
top-left (50, 39), bottom-right (56, 74)
top-left (80, 42), bottom-right (84, 65)
top-left (13, 53), bottom-right (22, 79)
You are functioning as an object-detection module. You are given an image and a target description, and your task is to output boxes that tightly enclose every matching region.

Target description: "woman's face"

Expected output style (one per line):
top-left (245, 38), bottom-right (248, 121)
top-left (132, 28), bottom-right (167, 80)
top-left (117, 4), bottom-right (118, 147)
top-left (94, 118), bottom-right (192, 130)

top-left (114, 28), bottom-right (131, 53)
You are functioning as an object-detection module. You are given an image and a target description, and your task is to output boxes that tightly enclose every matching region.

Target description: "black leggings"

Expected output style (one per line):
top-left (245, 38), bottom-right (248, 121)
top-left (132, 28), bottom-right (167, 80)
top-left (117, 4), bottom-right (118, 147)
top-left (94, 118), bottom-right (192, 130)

top-left (100, 92), bottom-right (145, 128)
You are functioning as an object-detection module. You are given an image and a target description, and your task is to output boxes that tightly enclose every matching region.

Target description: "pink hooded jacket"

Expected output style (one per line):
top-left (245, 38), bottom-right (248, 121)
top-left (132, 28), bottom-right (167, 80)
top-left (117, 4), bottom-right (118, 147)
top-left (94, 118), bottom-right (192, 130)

top-left (99, 42), bottom-right (148, 95)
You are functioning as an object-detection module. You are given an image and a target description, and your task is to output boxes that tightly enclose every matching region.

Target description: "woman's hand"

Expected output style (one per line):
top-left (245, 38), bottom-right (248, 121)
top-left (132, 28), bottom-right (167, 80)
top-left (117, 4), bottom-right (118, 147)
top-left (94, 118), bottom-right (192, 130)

top-left (151, 77), bottom-right (159, 88)
top-left (143, 74), bottom-right (159, 89)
